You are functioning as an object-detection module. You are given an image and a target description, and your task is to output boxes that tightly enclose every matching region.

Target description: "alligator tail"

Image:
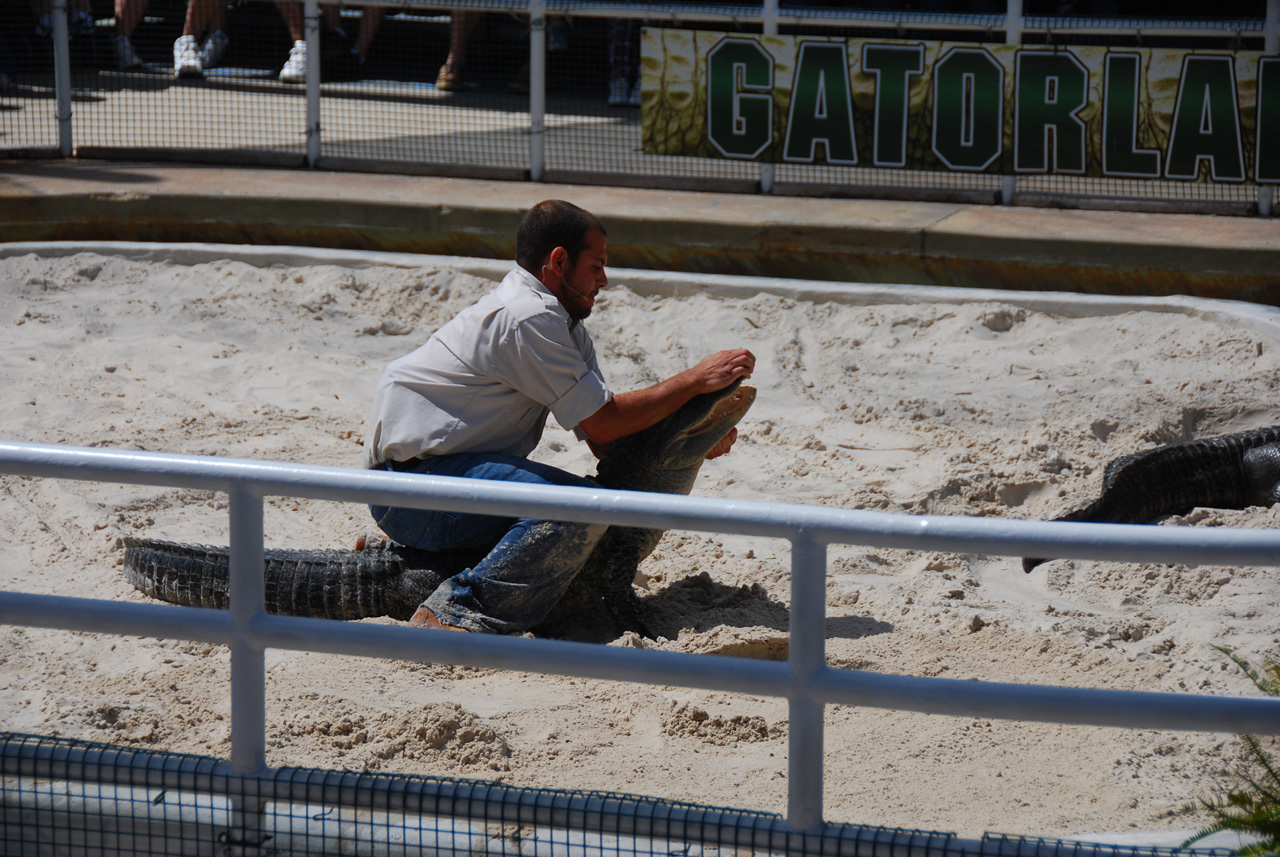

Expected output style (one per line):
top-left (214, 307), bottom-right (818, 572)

top-left (1022, 425), bottom-right (1280, 573)
top-left (121, 537), bottom-right (466, 621)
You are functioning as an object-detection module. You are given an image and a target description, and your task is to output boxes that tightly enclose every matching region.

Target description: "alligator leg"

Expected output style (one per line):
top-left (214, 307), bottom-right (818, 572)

top-left (1243, 444), bottom-right (1280, 505)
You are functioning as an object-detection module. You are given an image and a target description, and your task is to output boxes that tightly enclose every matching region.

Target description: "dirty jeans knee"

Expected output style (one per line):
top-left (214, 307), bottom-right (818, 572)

top-left (426, 517), bottom-right (608, 634)
top-left (368, 452), bottom-right (605, 632)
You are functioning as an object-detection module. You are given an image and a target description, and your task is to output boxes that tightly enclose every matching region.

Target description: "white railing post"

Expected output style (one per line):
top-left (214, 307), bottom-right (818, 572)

top-left (530, 0), bottom-right (547, 181)
top-left (786, 530), bottom-right (826, 835)
top-left (228, 484), bottom-right (267, 775)
top-left (51, 0), bottom-right (73, 157)
top-left (304, 0), bottom-right (321, 167)
top-left (226, 483), bottom-right (267, 852)
top-left (760, 0), bottom-right (779, 194)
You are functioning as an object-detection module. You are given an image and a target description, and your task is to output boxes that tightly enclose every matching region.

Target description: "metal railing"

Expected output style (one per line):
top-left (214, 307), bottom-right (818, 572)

top-left (2, 438), bottom-right (1279, 843)
top-left (12, 0), bottom-right (1280, 214)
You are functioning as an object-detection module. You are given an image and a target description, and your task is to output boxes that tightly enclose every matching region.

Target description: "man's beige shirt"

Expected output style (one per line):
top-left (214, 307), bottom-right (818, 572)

top-left (364, 266), bottom-right (612, 467)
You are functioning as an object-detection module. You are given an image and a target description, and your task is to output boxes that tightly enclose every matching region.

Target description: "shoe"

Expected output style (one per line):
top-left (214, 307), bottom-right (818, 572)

top-left (201, 29), bottom-right (228, 69)
top-left (627, 82), bottom-right (642, 108)
top-left (435, 62), bottom-right (464, 91)
top-left (409, 606), bottom-right (468, 632)
top-left (279, 40), bottom-right (306, 83)
top-left (607, 77), bottom-right (628, 107)
top-left (354, 532), bottom-right (387, 551)
top-left (115, 33), bottom-right (143, 69)
top-left (70, 10), bottom-right (96, 36)
top-left (38, 11), bottom-right (96, 38)
top-left (174, 35), bottom-right (203, 78)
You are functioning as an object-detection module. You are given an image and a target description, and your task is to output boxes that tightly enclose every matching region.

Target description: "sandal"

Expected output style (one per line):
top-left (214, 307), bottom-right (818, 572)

top-left (436, 62), bottom-right (465, 91)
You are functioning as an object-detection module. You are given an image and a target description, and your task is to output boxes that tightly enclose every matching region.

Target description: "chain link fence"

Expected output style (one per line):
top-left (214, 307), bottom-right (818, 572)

top-left (1, 2), bottom-right (1277, 215)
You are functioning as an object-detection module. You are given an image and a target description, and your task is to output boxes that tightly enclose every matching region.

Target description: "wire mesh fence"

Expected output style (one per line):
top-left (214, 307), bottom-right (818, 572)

top-left (0, 731), bottom-right (1240, 857)
top-left (1, 2), bottom-right (1277, 211)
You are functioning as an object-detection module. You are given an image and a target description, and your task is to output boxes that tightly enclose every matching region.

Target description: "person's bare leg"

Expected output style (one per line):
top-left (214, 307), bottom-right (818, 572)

top-left (436, 10), bottom-right (478, 89)
top-left (114, 0), bottom-right (148, 38)
top-left (353, 5), bottom-right (385, 59)
top-left (277, 1), bottom-right (304, 41)
top-left (181, 0), bottom-right (218, 38)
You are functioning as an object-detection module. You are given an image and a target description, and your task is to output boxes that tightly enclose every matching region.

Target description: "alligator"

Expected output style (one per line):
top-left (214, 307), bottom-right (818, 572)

top-left (1022, 424), bottom-right (1280, 573)
top-left (545, 379), bottom-right (757, 638)
top-left (122, 380), bottom-right (756, 637)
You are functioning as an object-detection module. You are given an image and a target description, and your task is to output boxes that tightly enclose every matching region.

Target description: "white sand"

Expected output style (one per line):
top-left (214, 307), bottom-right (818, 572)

top-left (2, 249), bottom-right (1278, 841)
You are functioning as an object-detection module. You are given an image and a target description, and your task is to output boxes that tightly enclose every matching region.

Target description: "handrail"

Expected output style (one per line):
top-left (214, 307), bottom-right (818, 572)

top-left (2, 439), bottom-right (1279, 837)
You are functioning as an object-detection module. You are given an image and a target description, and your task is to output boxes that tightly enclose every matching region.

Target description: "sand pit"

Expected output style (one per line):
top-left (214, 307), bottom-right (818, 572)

top-left (1, 248), bottom-right (1278, 841)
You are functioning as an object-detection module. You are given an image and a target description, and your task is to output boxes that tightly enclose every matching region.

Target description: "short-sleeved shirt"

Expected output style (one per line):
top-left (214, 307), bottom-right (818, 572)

top-left (363, 266), bottom-right (613, 468)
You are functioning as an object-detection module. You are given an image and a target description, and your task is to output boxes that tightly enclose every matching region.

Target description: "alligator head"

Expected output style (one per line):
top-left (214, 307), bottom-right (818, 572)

top-left (595, 379), bottom-right (757, 494)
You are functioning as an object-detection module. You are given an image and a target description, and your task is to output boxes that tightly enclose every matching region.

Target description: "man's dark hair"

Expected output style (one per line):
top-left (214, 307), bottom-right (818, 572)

top-left (516, 200), bottom-right (607, 274)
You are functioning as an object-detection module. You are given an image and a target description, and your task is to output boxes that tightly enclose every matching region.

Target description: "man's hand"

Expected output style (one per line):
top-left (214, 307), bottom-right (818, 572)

top-left (580, 347), bottom-right (757, 448)
top-left (705, 427), bottom-right (737, 460)
top-left (690, 349), bottom-right (756, 394)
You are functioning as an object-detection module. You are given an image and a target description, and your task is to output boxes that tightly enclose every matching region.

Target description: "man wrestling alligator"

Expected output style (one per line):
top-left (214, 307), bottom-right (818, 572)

top-left (362, 199), bottom-right (755, 635)
top-left (124, 200), bottom-right (755, 639)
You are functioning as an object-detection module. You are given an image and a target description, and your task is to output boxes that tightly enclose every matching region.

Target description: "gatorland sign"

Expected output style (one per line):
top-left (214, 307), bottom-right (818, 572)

top-left (640, 29), bottom-right (1279, 184)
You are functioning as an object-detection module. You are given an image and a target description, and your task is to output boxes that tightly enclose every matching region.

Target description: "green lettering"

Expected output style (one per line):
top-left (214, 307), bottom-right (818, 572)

top-left (1165, 55), bottom-right (1245, 182)
top-left (1102, 52), bottom-right (1161, 178)
top-left (862, 43), bottom-right (924, 168)
top-left (932, 47), bottom-right (1004, 171)
top-left (1258, 58), bottom-right (1279, 184)
top-left (1014, 50), bottom-right (1088, 174)
top-left (707, 38), bottom-right (775, 160)
top-left (783, 42), bottom-right (856, 164)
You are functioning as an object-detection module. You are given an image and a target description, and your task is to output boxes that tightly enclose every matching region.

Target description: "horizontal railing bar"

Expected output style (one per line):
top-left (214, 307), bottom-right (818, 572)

top-left (0, 593), bottom-right (233, 644)
top-left (274, 0), bottom-right (1268, 37)
top-left (813, 667), bottom-right (1280, 735)
top-left (3, 590), bottom-right (1276, 735)
top-left (4, 441), bottom-right (1280, 567)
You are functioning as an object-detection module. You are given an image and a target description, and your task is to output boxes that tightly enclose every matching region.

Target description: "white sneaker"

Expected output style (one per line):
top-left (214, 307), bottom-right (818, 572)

top-left (201, 29), bottom-right (229, 69)
top-left (627, 82), bottom-right (642, 108)
top-left (607, 77), bottom-right (628, 107)
top-left (279, 40), bottom-right (306, 83)
top-left (173, 34), bottom-right (203, 77)
top-left (115, 33), bottom-right (143, 69)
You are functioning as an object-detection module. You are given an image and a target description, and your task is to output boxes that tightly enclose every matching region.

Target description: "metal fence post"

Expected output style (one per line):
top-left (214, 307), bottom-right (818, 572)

top-left (51, 0), bottom-right (72, 157)
top-left (786, 529), bottom-right (827, 835)
top-left (530, 0), bottom-right (547, 181)
top-left (304, 0), bottom-right (321, 167)
top-left (228, 484), bottom-right (267, 775)
top-left (1001, 0), bottom-right (1024, 206)
top-left (226, 483), bottom-right (267, 852)
top-left (1261, 0), bottom-right (1280, 216)
top-left (760, 0), bottom-right (779, 194)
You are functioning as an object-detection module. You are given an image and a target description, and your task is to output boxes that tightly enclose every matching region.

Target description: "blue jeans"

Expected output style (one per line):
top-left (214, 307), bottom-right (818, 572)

top-left (370, 453), bottom-right (607, 634)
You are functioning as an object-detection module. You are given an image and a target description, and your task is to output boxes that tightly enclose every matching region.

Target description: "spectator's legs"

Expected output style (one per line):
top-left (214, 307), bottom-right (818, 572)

top-left (188, 0), bottom-right (229, 69)
top-left (172, 0), bottom-right (225, 76)
top-left (607, 17), bottom-right (641, 107)
top-left (352, 6), bottom-right (385, 61)
top-left (277, 1), bottom-right (307, 82)
top-left (36, 0), bottom-right (94, 37)
top-left (276, 3), bottom-right (348, 83)
top-left (113, 0), bottom-right (148, 67)
top-left (436, 10), bottom-right (478, 90)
